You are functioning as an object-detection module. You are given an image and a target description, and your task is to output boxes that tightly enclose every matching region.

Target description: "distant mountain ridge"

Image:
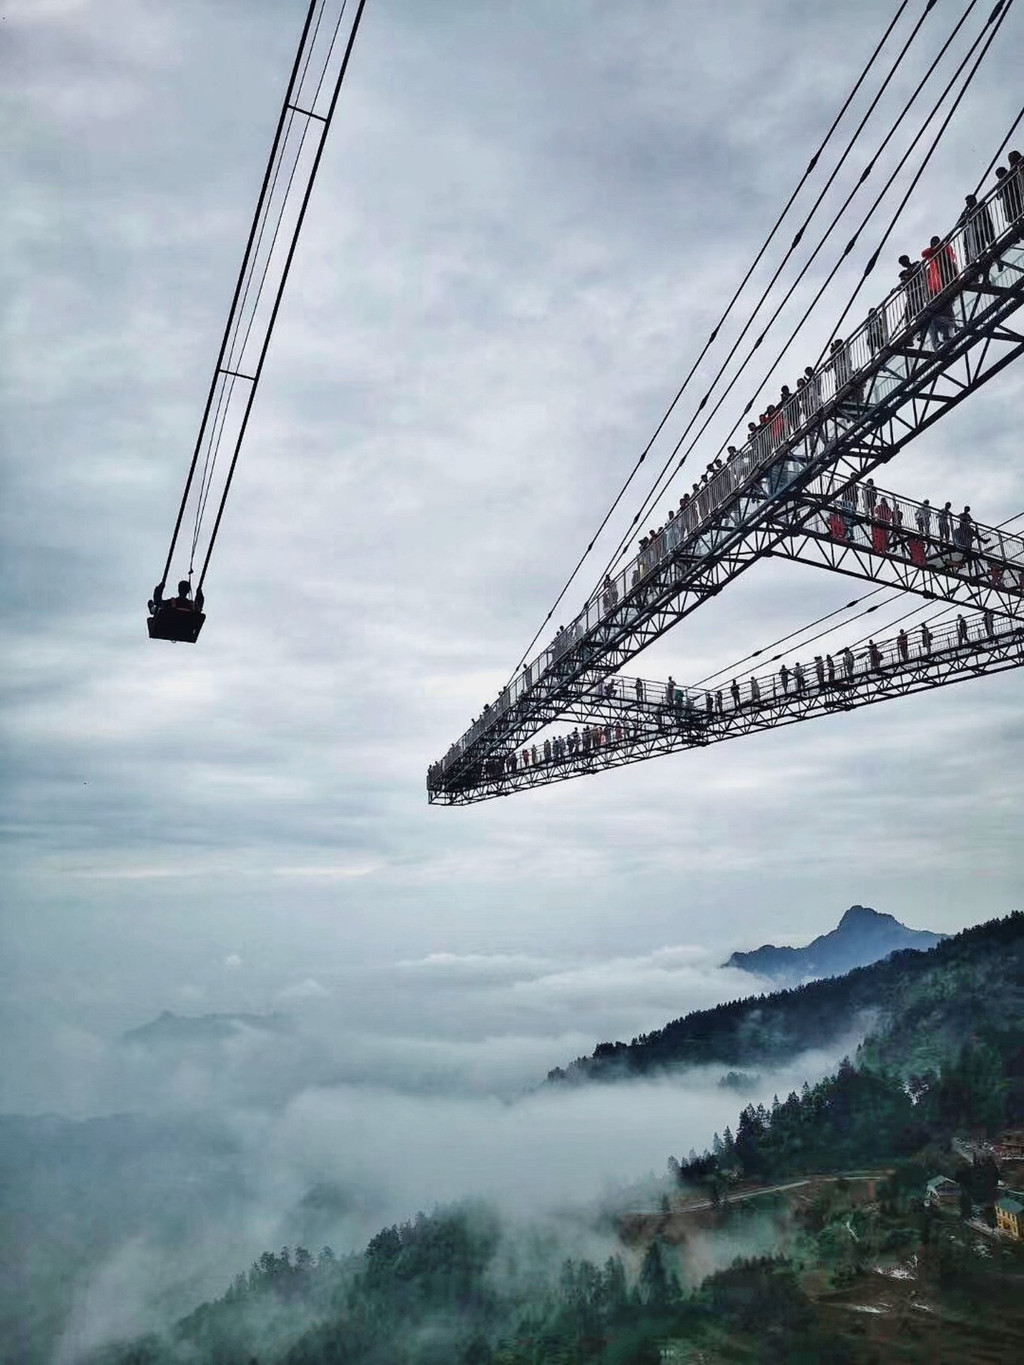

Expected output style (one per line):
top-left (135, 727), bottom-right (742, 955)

top-left (120, 1010), bottom-right (292, 1047)
top-left (724, 904), bottom-right (944, 983)
top-left (548, 912), bottom-right (1021, 1087)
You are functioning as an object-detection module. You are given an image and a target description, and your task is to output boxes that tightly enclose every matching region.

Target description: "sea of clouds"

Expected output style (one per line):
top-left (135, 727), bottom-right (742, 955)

top-left (0, 943), bottom-right (871, 1363)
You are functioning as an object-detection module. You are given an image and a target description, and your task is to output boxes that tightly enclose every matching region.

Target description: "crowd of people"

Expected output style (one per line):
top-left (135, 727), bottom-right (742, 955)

top-left (465, 604), bottom-right (1017, 785)
top-left (623, 152), bottom-right (1023, 596)
top-left (434, 157), bottom-right (1024, 786)
top-left (819, 475), bottom-right (1024, 589)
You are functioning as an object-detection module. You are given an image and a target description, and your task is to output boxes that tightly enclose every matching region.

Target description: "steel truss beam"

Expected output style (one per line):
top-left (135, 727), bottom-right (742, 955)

top-left (770, 475), bottom-right (1024, 616)
top-left (432, 612), bottom-right (1024, 804)
top-left (430, 183), bottom-right (1024, 804)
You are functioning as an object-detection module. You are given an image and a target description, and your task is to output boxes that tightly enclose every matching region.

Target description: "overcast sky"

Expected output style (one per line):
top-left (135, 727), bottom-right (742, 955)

top-left (3, 0), bottom-right (1024, 1111)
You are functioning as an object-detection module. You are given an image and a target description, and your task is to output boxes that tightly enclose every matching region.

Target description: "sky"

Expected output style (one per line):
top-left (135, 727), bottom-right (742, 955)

top-left (3, 0), bottom-right (1024, 1115)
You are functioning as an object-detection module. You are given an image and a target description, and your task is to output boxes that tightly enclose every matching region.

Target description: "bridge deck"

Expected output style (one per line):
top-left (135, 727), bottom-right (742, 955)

top-left (431, 611), bottom-right (1024, 803)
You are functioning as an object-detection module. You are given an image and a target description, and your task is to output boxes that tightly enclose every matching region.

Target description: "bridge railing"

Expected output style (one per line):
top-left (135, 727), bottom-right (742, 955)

top-left (801, 472), bottom-right (1024, 578)
top-left (428, 611), bottom-right (1023, 790)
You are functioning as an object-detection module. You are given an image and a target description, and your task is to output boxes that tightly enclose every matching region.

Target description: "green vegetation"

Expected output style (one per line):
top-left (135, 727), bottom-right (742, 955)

top-left (548, 911), bottom-right (1024, 1083)
top-left (91, 1188), bottom-right (1024, 1365)
top-left (84, 913), bottom-right (1024, 1363)
top-left (667, 919), bottom-right (1023, 1193)
top-left (86, 1220), bottom-right (859, 1365)
top-left (673, 1029), bottom-right (1019, 1190)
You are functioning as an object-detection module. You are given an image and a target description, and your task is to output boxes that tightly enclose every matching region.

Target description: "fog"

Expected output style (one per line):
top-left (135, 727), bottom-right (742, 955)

top-left (1, 941), bottom-right (781, 1114)
top-left (50, 1057), bottom-right (849, 1362)
top-left (0, 944), bottom-right (869, 1364)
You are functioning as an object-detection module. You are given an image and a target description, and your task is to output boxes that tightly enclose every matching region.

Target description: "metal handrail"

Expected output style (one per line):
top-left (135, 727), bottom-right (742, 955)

top-left (427, 612), bottom-right (1022, 787)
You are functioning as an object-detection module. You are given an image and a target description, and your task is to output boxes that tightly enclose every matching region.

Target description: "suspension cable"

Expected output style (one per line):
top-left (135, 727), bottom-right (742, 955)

top-left (820, 1), bottom-right (1019, 356)
top-left (697, 508), bottom-right (1024, 687)
top-left (505, 0), bottom-right (919, 671)
top-left (594, 0), bottom-right (997, 594)
top-left (197, 0), bottom-right (371, 591)
top-left (694, 589), bottom-right (890, 687)
top-left (971, 103), bottom-right (1024, 194)
top-left (158, 0), bottom-right (322, 590)
top-left (190, 100), bottom-right (316, 566)
top-left (191, 1), bottom-right (345, 570)
top-left (837, 507), bottom-right (1024, 647)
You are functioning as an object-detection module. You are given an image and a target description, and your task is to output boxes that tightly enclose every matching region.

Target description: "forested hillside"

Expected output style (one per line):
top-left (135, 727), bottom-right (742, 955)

top-left (548, 912), bottom-right (1024, 1083)
top-left (84, 1218), bottom-right (884, 1365)
top-left (669, 914), bottom-right (1024, 1189)
top-left (87, 913), bottom-right (1024, 1365)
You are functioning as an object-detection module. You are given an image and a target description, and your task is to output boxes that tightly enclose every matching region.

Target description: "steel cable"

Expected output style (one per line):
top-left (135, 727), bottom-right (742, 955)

top-left (705, 0), bottom-right (1015, 490)
top-left (197, 0), bottom-right (370, 590)
top-left (189, 0), bottom-right (347, 568)
top-left (816, 3), bottom-right (1018, 363)
top-left (696, 508), bottom-right (1023, 688)
top-left (593, 0), bottom-right (999, 597)
top-left (505, 0), bottom-right (921, 674)
top-left (160, 0), bottom-right (322, 588)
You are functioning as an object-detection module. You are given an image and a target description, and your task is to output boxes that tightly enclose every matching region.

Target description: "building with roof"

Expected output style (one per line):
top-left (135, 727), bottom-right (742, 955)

top-left (995, 1194), bottom-right (1024, 1240)
top-left (926, 1175), bottom-right (960, 1211)
top-left (994, 1130), bottom-right (1024, 1163)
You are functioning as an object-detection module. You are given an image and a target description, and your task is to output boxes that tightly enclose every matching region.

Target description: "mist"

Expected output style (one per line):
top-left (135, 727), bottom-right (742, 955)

top-left (0, 942), bottom-right (779, 1114)
top-left (49, 1058), bottom-right (846, 1362)
top-left (8, 945), bottom-right (865, 1364)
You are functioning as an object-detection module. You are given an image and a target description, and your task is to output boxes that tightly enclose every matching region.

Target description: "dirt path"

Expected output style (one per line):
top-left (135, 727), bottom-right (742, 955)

top-left (673, 1176), bottom-right (818, 1212)
top-left (621, 1171), bottom-right (891, 1245)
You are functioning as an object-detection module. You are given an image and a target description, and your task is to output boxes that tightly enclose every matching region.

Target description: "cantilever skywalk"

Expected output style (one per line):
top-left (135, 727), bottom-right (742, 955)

top-left (429, 174), bottom-right (1024, 805)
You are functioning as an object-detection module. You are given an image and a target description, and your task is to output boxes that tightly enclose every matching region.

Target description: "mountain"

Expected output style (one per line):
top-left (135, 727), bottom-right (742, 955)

top-left (87, 912), bottom-right (1024, 1365)
top-left (120, 1010), bottom-right (292, 1047)
top-left (724, 904), bottom-right (944, 984)
top-left (548, 912), bottom-right (1019, 1085)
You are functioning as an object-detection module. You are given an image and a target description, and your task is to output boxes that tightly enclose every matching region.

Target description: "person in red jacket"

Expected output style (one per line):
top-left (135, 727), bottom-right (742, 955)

top-left (921, 235), bottom-right (959, 348)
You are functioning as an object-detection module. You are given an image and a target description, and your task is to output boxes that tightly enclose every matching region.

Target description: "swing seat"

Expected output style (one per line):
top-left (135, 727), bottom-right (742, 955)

top-left (147, 609), bottom-right (206, 643)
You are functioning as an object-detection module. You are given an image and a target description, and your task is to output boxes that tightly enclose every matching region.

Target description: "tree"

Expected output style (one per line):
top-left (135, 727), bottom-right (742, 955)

top-left (638, 1241), bottom-right (677, 1307)
top-left (461, 1333), bottom-right (493, 1364)
top-left (600, 1256), bottom-right (628, 1320)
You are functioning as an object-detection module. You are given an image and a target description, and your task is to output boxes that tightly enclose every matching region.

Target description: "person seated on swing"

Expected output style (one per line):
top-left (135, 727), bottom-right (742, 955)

top-left (149, 579), bottom-right (204, 617)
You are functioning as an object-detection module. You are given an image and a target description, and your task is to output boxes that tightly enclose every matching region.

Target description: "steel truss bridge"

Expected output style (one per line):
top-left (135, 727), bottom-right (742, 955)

top-left (428, 176), bottom-right (1024, 805)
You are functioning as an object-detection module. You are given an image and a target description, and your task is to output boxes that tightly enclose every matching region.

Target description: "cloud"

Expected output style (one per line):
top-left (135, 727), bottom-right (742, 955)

top-left (278, 977), bottom-right (330, 1001)
top-left (45, 1042), bottom-right (856, 1362)
top-left (261, 1069), bottom-right (770, 1214)
top-left (394, 951), bottom-right (553, 983)
top-left (270, 862), bottom-right (382, 880)
top-left (4, 0), bottom-right (1022, 996)
top-left (0, 934), bottom-right (778, 1114)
